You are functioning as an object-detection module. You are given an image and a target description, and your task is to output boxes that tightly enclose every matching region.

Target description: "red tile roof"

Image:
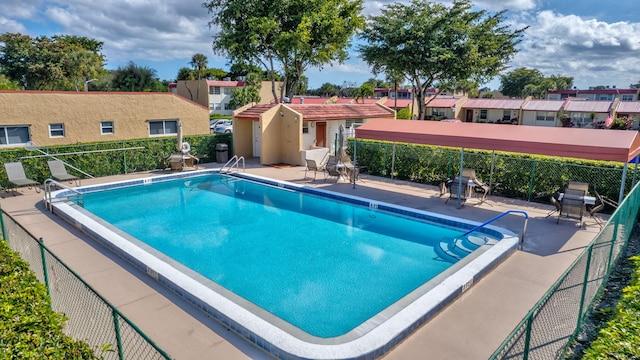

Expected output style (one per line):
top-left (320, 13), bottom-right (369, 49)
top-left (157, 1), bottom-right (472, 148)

top-left (616, 102), bottom-right (640, 113)
top-left (206, 80), bottom-right (245, 87)
top-left (522, 100), bottom-right (565, 112)
top-left (462, 98), bottom-right (525, 109)
top-left (235, 104), bottom-right (276, 119)
top-left (234, 103), bottom-right (395, 121)
top-left (291, 97), bottom-right (333, 104)
top-left (287, 104), bottom-right (394, 120)
top-left (564, 99), bottom-right (612, 112)
top-left (426, 97), bottom-right (459, 107)
top-left (384, 99), bottom-right (412, 108)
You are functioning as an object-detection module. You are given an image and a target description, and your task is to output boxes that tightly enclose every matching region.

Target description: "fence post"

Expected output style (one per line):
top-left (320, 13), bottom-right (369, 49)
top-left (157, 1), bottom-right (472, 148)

top-left (0, 207), bottom-right (6, 242)
top-left (527, 160), bottom-right (537, 202)
top-left (112, 308), bottom-right (125, 360)
top-left (575, 244), bottom-right (593, 332)
top-left (123, 142), bottom-right (128, 174)
top-left (38, 237), bottom-right (50, 296)
top-left (391, 142), bottom-right (396, 179)
top-left (489, 150), bottom-right (496, 194)
top-left (522, 311), bottom-right (534, 360)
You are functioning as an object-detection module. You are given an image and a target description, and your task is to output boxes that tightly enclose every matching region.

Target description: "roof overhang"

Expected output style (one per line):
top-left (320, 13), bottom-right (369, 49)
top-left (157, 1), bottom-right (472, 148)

top-left (355, 119), bottom-right (640, 163)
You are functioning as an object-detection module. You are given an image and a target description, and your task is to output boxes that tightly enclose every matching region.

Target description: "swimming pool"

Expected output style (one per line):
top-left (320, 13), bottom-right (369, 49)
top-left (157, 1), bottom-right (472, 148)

top-left (49, 170), bottom-right (519, 359)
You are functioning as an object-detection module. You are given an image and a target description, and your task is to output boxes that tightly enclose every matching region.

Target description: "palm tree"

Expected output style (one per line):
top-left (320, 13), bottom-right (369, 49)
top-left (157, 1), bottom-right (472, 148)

top-left (386, 69), bottom-right (405, 111)
top-left (189, 53), bottom-right (208, 99)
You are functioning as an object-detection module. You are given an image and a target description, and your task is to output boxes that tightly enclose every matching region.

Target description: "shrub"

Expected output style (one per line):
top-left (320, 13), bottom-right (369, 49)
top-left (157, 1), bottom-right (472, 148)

top-left (0, 240), bottom-right (99, 359)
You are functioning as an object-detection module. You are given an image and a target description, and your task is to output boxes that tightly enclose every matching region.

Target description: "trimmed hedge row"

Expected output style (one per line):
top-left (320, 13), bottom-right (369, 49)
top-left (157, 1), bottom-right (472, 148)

top-left (0, 240), bottom-right (99, 359)
top-left (350, 139), bottom-right (632, 204)
top-left (0, 133), bottom-right (232, 188)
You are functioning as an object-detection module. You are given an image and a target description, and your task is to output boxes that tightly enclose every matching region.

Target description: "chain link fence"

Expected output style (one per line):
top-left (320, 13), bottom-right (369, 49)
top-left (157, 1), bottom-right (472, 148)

top-left (350, 140), bottom-right (636, 206)
top-left (490, 180), bottom-right (640, 359)
top-left (0, 211), bottom-right (171, 360)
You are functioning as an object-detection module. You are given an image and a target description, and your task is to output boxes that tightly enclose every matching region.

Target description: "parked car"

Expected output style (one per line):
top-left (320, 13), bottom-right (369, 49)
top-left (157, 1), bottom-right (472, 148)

top-left (213, 120), bottom-right (233, 134)
top-left (210, 119), bottom-right (227, 133)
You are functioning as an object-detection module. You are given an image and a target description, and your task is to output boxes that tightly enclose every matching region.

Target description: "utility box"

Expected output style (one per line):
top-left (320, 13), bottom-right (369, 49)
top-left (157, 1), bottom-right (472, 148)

top-left (215, 143), bottom-right (229, 163)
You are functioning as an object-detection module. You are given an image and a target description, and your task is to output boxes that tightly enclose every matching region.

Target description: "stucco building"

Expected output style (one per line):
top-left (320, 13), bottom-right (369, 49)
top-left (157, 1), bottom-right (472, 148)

top-left (0, 91), bottom-right (209, 148)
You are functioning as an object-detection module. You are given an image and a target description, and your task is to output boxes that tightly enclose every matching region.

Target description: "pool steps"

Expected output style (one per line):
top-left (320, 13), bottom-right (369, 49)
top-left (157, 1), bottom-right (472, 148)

top-left (437, 235), bottom-right (491, 261)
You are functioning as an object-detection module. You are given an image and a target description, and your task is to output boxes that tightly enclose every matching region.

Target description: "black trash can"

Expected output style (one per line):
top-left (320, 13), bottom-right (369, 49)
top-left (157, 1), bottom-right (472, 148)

top-left (215, 143), bottom-right (229, 163)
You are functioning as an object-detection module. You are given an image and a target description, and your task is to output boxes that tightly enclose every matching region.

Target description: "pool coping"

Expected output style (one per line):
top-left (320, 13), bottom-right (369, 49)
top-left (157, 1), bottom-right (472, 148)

top-left (49, 170), bottom-right (520, 359)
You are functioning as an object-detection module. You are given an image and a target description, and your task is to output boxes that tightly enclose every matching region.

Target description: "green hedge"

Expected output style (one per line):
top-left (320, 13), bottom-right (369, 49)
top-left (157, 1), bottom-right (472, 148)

top-left (0, 134), bottom-right (232, 188)
top-left (0, 240), bottom-right (99, 359)
top-left (350, 139), bottom-right (633, 204)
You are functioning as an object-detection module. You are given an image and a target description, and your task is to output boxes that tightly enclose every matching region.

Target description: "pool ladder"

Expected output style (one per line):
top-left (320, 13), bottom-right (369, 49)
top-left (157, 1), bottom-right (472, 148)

top-left (44, 179), bottom-right (85, 212)
top-left (437, 210), bottom-right (529, 261)
top-left (221, 155), bottom-right (245, 174)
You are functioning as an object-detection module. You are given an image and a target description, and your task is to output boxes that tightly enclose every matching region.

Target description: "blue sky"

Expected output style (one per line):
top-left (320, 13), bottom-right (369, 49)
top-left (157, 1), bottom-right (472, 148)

top-left (2, 0), bottom-right (639, 90)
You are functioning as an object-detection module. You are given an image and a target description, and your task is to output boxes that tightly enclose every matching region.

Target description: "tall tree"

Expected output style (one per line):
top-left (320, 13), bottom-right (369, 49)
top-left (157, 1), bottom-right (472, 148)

top-left (359, 0), bottom-right (526, 120)
top-left (499, 68), bottom-right (543, 98)
top-left (0, 33), bottom-right (105, 90)
top-left (189, 53), bottom-right (208, 99)
top-left (111, 62), bottom-right (163, 92)
top-left (204, 0), bottom-right (365, 103)
top-left (386, 69), bottom-right (405, 110)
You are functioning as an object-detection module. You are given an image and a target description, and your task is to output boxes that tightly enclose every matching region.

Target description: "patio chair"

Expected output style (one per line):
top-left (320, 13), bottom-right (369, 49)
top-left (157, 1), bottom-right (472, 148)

top-left (445, 176), bottom-right (470, 205)
top-left (324, 155), bottom-right (344, 181)
top-left (47, 160), bottom-right (81, 186)
top-left (568, 181), bottom-right (589, 194)
top-left (305, 158), bottom-right (326, 180)
top-left (4, 162), bottom-right (41, 194)
top-left (557, 188), bottom-right (585, 227)
top-left (588, 190), bottom-right (606, 229)
top-left (462, 168), bottom-right (490, 201)
top-left (546, 192), bottom-right (562, 218)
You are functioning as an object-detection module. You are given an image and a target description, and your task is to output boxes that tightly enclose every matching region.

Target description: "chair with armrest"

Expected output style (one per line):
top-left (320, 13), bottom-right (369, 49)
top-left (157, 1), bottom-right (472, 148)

top-left (589, 190), bottom-right (606, 229)
top-left (557, 188), bottom-right (585, 227)
top-left (4, 162), bottom-right (41, 194)
top-left (445, 176), bottom-right (470, 206)
top-left (47, 160), bottom-right (81, 186)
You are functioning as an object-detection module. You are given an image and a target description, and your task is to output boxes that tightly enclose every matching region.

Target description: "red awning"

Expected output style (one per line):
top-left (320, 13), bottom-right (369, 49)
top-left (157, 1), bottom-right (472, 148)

top-left (355, 119), bottom-right (640, 162)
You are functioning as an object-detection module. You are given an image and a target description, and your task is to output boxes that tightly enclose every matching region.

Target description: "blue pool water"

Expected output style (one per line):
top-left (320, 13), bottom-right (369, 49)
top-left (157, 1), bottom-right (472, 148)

top-left (81, 174), bottom-right (469, 338)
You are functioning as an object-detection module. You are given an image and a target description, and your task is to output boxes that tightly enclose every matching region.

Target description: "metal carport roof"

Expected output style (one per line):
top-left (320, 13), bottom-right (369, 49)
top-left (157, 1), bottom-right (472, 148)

top-left (355, 119), bottom-right (640, 163)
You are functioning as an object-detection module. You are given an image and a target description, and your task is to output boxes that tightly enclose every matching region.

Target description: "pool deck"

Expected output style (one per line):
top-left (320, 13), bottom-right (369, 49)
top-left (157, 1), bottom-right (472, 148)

top-left (0, 160), bottom-right (602, 360)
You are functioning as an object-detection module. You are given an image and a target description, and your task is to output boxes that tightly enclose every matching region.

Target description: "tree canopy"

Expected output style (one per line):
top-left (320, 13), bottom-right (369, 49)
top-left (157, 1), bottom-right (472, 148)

top-left (111, 62), bottom-right (165, 92)
top-left (203, 0), bottom-right (365, 103)
top-left (359, 0), bottom-right (526, 120)
top-left (0, 33), bottom-right (105, 90)
top-left (500, 67), bottom-right (573, 98)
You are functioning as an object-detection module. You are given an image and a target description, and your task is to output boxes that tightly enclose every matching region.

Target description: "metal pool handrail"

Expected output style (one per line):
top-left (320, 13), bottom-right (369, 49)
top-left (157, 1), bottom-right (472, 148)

top-left (461, 210), bottom-right (529, 249)
top-left (44, 179), bottom-right (84, 212)
top-left (221, 155), bottom-right (245, 173)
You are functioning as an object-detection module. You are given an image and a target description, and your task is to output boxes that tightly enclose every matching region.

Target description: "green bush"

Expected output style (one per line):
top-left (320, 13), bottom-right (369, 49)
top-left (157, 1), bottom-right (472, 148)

top-left (0, 134), bottom-right (231, 188)
top-left (582, 255), bottom-right (640, 359)
top-left (0, 240), bottom-right (99, 359)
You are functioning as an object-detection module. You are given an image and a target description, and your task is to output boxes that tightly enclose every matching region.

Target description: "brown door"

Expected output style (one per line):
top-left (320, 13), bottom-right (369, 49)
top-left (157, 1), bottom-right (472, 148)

top-left (465, 110), bottom-right (474, 122)
top-left (315, 122), bottom-right (327, 147)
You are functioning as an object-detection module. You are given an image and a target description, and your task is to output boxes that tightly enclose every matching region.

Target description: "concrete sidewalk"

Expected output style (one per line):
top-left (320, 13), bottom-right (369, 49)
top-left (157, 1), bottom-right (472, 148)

top-left (0, 161), bottom-right (600, 359)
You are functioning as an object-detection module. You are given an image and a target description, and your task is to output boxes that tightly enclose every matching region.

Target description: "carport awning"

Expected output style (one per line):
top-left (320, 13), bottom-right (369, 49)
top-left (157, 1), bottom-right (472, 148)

top-left (355, 119), bottom-right (640, 163)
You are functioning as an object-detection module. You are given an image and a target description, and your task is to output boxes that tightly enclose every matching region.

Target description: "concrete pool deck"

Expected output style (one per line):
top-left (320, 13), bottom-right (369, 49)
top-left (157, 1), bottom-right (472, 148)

top-left (0, 160), bottom-right (602, 359)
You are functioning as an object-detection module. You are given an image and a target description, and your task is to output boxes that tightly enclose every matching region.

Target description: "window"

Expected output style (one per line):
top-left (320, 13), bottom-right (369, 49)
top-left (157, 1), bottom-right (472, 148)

top-left (597, 94), bottom-right (613, 101)
top-left (535, 112), bottom-right (555, 121)
top-left (223, 87), bottom-right (233, 95)
top-left (432, 108), bottom-right (445, 117)
top-left (101, 121), bottom-right (114, 135)
top-left (502, 110), bottom-right (511, 121)
top-left (302, 121), bottom-right (310, 134)
top-left (148, 120), bottom-right (177, 136)
top-left (209, 86), bottom-right (221, 95)
top-left (212, 103), bottom-right (221, 110)
top-left (479, 110), bottom-right (488, 120)
top-left (622, 95), bottom-right (634, 101)
top-left (0, 126), bottom-right (30, 145)
top-left (49, 123), bottom-right (65, 137)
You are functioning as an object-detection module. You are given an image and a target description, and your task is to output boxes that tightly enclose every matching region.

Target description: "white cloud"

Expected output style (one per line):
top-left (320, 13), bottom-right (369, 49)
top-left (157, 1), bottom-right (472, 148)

top-left (510, 10), bottom-right (640, 87)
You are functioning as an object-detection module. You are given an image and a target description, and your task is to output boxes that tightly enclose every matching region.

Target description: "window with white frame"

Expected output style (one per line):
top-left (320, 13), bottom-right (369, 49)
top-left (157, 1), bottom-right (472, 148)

top-left (432, 108), bottom-right (445, 117)
top-left (223, 87), bottom-right (233, 95)
top-left (597, 94), bottom-right (613, 101)
top-left (209, 86), bottom-right (221, 95)
top-left (503, 110), bottom-right (511, 121)
top-left (535, 111), bottom-right (555, 121)
top-left (148, 120), bottom-right (177, 136)
top-left (479, 109), bottom-right (488, 120)
top-left (49, 123), bottom-right (65, 137)
top-left (622, 95), bottom-right (634, 101)
top-left (101, 121), bottom-right (114, 134)
top-left (0, 126), bottom-right (30, 145)
top-left (302, 121), bottom-right (309, 134)
top-left (571, 112), bottom-right (592, 127)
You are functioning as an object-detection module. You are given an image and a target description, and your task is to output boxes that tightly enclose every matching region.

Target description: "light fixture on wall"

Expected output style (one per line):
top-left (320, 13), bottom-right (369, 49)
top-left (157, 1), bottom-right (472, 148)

top-left (310, 122), bottom-right (315, 128)
top-left (280, 111), bottom-right (284, 117)
top-left (294, 116), bottom-right (299, 122)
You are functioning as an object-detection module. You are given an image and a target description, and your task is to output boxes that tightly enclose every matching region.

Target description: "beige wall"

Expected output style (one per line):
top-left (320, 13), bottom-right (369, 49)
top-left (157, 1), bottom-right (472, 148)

top-left (259, 105), bottom-right (301, 165)
top-left (175, 81), bottom-right (209, 108)
top-left (0, 91), bottom-right (209, 148)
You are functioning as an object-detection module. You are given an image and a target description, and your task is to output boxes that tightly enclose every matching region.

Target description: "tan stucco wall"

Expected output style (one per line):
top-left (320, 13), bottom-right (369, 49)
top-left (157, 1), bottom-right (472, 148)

top-left (231, 119), bottom-right (254, 159)
top-left (175, 81), bottom-right (209, 108)
top-left (0, 91), bottom-right (209, 147)
top-left (259, 105), bottom-right (301, 165)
